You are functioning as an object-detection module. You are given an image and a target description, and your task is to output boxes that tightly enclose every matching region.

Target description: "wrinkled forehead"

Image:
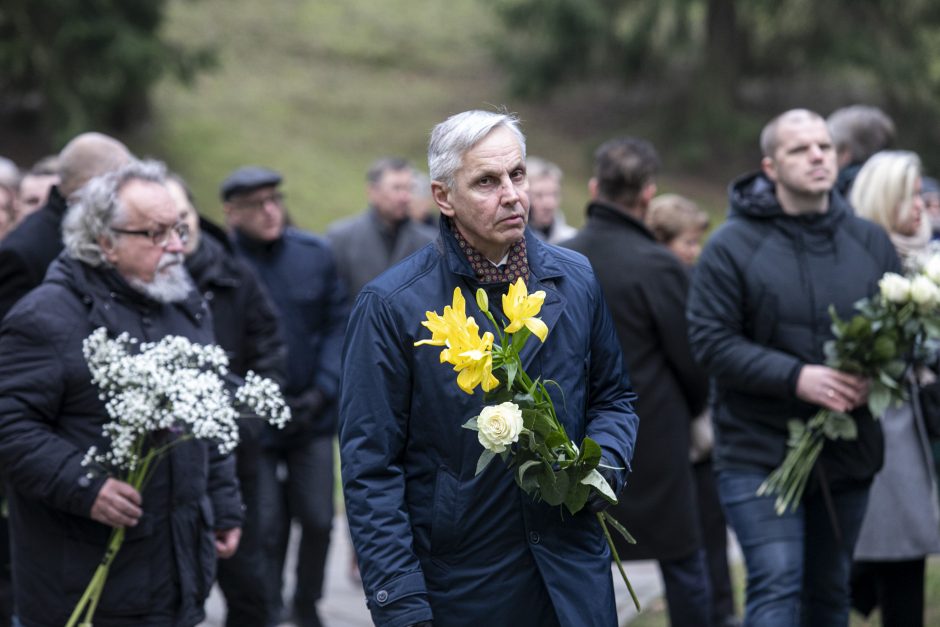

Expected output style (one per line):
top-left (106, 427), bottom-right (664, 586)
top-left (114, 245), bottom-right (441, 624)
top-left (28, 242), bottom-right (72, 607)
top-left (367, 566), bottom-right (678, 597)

top-left (117, 180), bottom-right (180, 225)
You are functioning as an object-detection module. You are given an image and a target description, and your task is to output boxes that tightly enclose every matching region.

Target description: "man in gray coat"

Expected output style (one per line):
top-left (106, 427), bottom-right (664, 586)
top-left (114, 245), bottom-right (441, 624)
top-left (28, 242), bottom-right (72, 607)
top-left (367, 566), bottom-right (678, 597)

top-left (326, 157), bottom-right (436, 298)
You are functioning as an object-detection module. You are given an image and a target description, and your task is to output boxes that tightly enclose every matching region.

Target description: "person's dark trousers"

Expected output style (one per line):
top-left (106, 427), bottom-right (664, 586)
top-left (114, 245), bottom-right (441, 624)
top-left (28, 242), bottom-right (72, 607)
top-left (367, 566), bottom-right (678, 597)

top-left (717, 471), bottom-right (870, 627)
top-left (658, 548), bottom-right (713, 627)
top-left (217, 446), bottom-right (270, 626)
top-left (257, 436), bottom-right (334, 627)
top-left (694, 460), bottom-right (737, 625)
top-left (851, 558), bottom-right (926, 627)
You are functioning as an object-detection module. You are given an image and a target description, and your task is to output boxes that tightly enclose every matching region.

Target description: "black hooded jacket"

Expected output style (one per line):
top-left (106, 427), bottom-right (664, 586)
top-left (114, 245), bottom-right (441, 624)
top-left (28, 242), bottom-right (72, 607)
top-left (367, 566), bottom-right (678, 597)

top-left (687, 172), bottom-right (901, 487)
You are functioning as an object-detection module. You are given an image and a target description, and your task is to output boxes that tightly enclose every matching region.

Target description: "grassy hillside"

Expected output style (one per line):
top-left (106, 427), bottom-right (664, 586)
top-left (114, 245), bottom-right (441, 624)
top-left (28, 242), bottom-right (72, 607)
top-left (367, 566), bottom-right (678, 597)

top-left (130, 0), bottom-right (730, 232)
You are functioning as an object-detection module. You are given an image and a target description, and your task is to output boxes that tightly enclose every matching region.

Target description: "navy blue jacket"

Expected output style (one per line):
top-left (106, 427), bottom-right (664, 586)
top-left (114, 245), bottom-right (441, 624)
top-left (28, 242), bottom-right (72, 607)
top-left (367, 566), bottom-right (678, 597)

top-left (231, 227), bottom-right (348, 444)
top-left (688, 172), bottom-right (900, 486)
top-left (340, 222), bottom-right (639, 627)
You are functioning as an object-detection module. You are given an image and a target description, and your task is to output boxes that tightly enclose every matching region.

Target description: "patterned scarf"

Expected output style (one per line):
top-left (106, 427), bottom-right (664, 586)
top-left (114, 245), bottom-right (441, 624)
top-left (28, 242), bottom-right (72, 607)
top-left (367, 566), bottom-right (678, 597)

top-left (448, 218), bottom-right (529, 285)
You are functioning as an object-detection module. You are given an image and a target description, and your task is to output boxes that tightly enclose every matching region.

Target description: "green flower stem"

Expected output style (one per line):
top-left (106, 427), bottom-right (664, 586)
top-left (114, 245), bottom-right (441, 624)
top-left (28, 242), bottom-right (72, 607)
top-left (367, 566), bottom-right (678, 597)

top-left (66, 433), bottom-right (189, 627)
top-left (758, 413), bottom-right (828, 514)
top-left (598, 512), bottom-right (640, 611)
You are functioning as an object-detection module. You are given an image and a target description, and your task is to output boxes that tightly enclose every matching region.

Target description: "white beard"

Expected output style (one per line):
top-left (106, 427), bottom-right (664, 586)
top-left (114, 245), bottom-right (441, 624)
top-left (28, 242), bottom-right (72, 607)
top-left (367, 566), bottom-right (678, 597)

top-left (129, 253), bottom-right (193, 303)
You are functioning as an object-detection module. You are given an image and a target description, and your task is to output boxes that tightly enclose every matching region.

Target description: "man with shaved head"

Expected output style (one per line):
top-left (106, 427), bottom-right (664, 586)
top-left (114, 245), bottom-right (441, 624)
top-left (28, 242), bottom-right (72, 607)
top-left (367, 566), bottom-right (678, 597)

top-left (688, 109), bottom-right (900, 626)
top-left (0, 132), bottom-right (132, 319)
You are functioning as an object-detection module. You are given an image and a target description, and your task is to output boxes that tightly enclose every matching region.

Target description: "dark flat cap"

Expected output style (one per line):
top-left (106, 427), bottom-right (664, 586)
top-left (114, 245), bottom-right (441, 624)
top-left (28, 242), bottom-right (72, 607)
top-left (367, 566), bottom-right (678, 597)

top-left (220, 166), bottom-right (282, 201)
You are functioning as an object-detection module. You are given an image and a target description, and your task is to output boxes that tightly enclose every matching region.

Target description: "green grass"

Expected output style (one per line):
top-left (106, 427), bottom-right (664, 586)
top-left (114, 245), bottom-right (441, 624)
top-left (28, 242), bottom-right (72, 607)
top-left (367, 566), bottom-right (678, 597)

top-left (126, 0), bottom-right (730, 233)
top-left (626, 557), bottom-right (940, 627)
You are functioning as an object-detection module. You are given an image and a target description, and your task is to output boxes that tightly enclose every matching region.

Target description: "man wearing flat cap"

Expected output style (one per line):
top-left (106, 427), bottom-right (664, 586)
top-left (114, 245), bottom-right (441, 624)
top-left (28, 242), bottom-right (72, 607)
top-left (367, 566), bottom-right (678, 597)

top-left (222, 166), bottom-right (348, 627)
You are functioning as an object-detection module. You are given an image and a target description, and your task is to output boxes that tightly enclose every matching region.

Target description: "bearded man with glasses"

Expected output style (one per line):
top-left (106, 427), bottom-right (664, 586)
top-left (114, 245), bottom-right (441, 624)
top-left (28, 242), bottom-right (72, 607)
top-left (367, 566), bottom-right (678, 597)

top-left (0, 159), bottom-right (243, 627)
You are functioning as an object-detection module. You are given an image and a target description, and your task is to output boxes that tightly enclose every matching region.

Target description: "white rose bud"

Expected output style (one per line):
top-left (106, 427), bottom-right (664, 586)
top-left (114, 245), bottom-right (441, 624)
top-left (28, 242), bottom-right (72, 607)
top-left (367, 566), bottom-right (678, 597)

top-left (925, 255), bottom-right (940, 285)
top-left (879, 273), bottom-right (911, 304)
top-left (476, 402), bottom-right (524, 453)
top-left (911, 275), bottom-right (940, 309)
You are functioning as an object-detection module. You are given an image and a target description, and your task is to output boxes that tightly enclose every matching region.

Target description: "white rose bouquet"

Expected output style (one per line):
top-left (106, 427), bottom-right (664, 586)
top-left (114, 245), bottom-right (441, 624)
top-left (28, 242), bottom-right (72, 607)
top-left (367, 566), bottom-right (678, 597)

top-left (415, 279), bottom-right (640, 610)
top-left (759, 261), bottom-right (940, 514)
top-left (68, 327), bottom-right (290, 627)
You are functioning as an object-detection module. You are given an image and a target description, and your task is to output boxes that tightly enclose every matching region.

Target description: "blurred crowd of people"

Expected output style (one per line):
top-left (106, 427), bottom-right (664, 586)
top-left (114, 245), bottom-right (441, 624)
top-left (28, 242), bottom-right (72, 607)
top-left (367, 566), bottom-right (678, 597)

top-left (0, 102), bottom-right (937, 627)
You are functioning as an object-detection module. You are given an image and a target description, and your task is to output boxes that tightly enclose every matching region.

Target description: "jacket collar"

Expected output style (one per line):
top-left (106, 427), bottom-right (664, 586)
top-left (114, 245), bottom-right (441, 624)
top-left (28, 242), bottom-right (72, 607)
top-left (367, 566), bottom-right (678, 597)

top-left (435, 217), bottom-right (566, 371)
top-left (584, 200), bottom-right (656, 241)
top-left (49, 255), bottom-right (207, 330)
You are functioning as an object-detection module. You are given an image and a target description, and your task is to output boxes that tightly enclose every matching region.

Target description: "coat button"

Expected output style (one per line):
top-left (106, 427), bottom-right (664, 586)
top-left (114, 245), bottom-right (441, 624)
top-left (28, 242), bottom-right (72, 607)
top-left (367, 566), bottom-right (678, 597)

top-left (376, 590), bottom-right (389, 603)
top-left (528, 531), bottom-right (540, 544)
top-left (141, 316), bottom-right (151, 326)
top-left (78, 475), bottom-right (91, 488)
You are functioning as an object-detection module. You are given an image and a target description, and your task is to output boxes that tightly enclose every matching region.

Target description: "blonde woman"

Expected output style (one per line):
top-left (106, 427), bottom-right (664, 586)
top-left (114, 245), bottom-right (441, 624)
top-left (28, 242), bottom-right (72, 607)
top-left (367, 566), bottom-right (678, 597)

top-left (849, 150), bottom-right (940, 627)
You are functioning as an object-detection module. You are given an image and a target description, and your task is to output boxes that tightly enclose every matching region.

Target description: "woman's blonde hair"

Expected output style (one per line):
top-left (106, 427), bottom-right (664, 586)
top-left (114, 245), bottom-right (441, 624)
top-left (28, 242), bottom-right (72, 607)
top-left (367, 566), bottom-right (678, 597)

top-left (850, 150), bottom-right (921, 235)
top-left (646, 193), bottom-right (709, 243)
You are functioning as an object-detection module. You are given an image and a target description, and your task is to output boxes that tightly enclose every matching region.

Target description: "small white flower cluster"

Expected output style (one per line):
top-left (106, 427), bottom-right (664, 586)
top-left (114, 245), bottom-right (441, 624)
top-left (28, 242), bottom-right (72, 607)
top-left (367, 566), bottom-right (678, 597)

top-left (82, 327), bottom-right (291, 471)
top-left (879, 253), bottom-right (940, 309)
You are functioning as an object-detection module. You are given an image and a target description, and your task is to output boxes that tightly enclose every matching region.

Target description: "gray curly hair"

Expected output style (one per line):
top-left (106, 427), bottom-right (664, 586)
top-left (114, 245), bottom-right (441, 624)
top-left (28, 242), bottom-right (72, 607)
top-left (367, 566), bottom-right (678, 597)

top-left (62, 159), bottom-right (167, 266)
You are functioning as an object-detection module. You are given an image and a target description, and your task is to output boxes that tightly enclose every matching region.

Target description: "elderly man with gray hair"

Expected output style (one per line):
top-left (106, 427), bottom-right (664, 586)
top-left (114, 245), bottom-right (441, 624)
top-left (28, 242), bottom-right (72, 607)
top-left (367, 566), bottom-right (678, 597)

top-left (340, 110), bottom-right (638, 627)
top-left (0, 159), bottom-right (242, 627)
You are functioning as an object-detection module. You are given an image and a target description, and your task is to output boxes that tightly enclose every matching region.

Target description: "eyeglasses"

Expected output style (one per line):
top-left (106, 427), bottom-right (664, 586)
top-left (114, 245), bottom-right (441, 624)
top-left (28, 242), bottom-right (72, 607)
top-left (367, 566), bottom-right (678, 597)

top-left (231, 192), bottom-right (285, 212)
top-left (111, 221), bottom-right (190, 247)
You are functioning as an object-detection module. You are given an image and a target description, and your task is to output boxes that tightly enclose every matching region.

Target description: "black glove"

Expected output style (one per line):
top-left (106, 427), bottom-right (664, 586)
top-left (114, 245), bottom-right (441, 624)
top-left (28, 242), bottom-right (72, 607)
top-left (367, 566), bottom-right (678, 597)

top-left (281, 388), bottom-right (326, 437)
top-left (587, 461), bottom-right (623, 513)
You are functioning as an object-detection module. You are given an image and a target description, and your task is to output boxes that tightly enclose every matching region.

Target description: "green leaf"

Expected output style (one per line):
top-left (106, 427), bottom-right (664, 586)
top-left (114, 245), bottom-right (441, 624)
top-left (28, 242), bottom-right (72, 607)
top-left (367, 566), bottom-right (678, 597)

top-left (544, 431), bottom-right (569, 450)
top-left (462, 417), bottom-right (478, 431)
top-left (505, 360), bottom-right (518, 391)
top-left (579, 437), bottom-right (602, 469)
top-left (871, 335), bottom-right (896, 362)
top-left (539, 466), bottom-right (568, 506)
top-left (868, 381), bottom-right (893, 418)
top-left (516, 459), bottom-right (541, 485)
top-left (563, 481), bottom-right (591, 515)
top-left (923, 318), bottom-right (940, 338)
top-left (601, 511), bottom-right (637, 545)
top-left (786, 419), bottom-right (806, 447)
top-left (581, 468), bottom-right (617, 504)
top-left (475, 449), bottom-right (496, 475)
top-left (821, 412), bottom-right (858, 441)
top-left (529, 410), bottom-right (556, 439)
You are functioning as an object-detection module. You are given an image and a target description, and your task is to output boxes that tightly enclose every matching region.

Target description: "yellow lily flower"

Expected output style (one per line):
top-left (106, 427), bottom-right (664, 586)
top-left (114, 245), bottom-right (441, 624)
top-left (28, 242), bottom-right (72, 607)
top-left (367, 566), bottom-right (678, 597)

top-left (415, 287), bottom-right (498, 394)
top-left (502, 278), bottom-right (549, 342)
top-left (415, 287), bottom-right (470, 348)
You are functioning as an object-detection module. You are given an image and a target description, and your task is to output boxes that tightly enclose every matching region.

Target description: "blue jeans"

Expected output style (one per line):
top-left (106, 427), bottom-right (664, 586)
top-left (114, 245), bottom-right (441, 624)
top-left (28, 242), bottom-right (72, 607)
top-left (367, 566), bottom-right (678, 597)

top-left (717, 471), bottom-right (869, 627)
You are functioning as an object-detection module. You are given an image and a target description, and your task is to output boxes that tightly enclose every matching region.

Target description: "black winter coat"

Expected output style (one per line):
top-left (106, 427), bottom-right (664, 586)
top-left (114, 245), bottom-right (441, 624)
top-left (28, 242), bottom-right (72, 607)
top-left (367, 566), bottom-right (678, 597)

top-left (185, 221), bottom-right (287, 474)
top-left (0, 185), bottom-right (68, 321)
top-left (0, 256), bottom-right (242, 627)
top-left (563, 203), bottom-right (708, 560)
top-left (688, 172), bottom-right (901, 488)
top-left (231, 227), bottom-right (348, 446)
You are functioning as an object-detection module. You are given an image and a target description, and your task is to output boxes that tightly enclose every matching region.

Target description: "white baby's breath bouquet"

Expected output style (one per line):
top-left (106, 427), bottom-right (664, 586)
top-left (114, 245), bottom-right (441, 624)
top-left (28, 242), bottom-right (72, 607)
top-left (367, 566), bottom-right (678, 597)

top-left (759, 256), bottom-right (940, 514)
top-left (415, 279), bottom-right (640, 610)
top-left (68, 327), bottom-right (290, 627)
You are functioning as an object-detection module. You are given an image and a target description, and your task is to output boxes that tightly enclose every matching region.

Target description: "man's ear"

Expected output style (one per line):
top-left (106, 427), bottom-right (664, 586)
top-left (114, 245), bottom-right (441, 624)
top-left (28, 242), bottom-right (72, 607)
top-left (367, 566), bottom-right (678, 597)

top-left (761, 156), bottom-right (777, 181)
top-left (588, 177), bottom-right (599, 200)
top-left (431, 181), bottom-right (454, 217)
top-left (98, 234), bottom-right (117, 263)
top-left (640, 182), bottom-right (657, 206)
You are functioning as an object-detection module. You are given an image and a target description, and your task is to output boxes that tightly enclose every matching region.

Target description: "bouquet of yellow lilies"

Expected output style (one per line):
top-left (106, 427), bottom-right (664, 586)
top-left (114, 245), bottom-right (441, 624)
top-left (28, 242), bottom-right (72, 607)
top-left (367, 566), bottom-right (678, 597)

top-left (415, 278), bottom-right (640, 610)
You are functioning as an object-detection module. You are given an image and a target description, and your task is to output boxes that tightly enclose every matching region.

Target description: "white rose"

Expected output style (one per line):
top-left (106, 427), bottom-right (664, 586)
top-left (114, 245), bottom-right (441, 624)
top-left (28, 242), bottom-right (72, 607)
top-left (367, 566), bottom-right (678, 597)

top-left (879, 273), bottom-right (911, 304)
top-left (911, 275), bottom-right (940, 308)
top-left (476, 402), bottom-right (524, 453)
top-left (925, 255), bottom-right (940, 285)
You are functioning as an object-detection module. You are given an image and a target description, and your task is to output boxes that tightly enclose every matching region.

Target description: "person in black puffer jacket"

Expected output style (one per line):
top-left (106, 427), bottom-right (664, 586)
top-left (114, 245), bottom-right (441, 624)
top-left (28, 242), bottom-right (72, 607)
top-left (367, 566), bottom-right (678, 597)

top-left (688, 109), bottom-right (901, 627)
